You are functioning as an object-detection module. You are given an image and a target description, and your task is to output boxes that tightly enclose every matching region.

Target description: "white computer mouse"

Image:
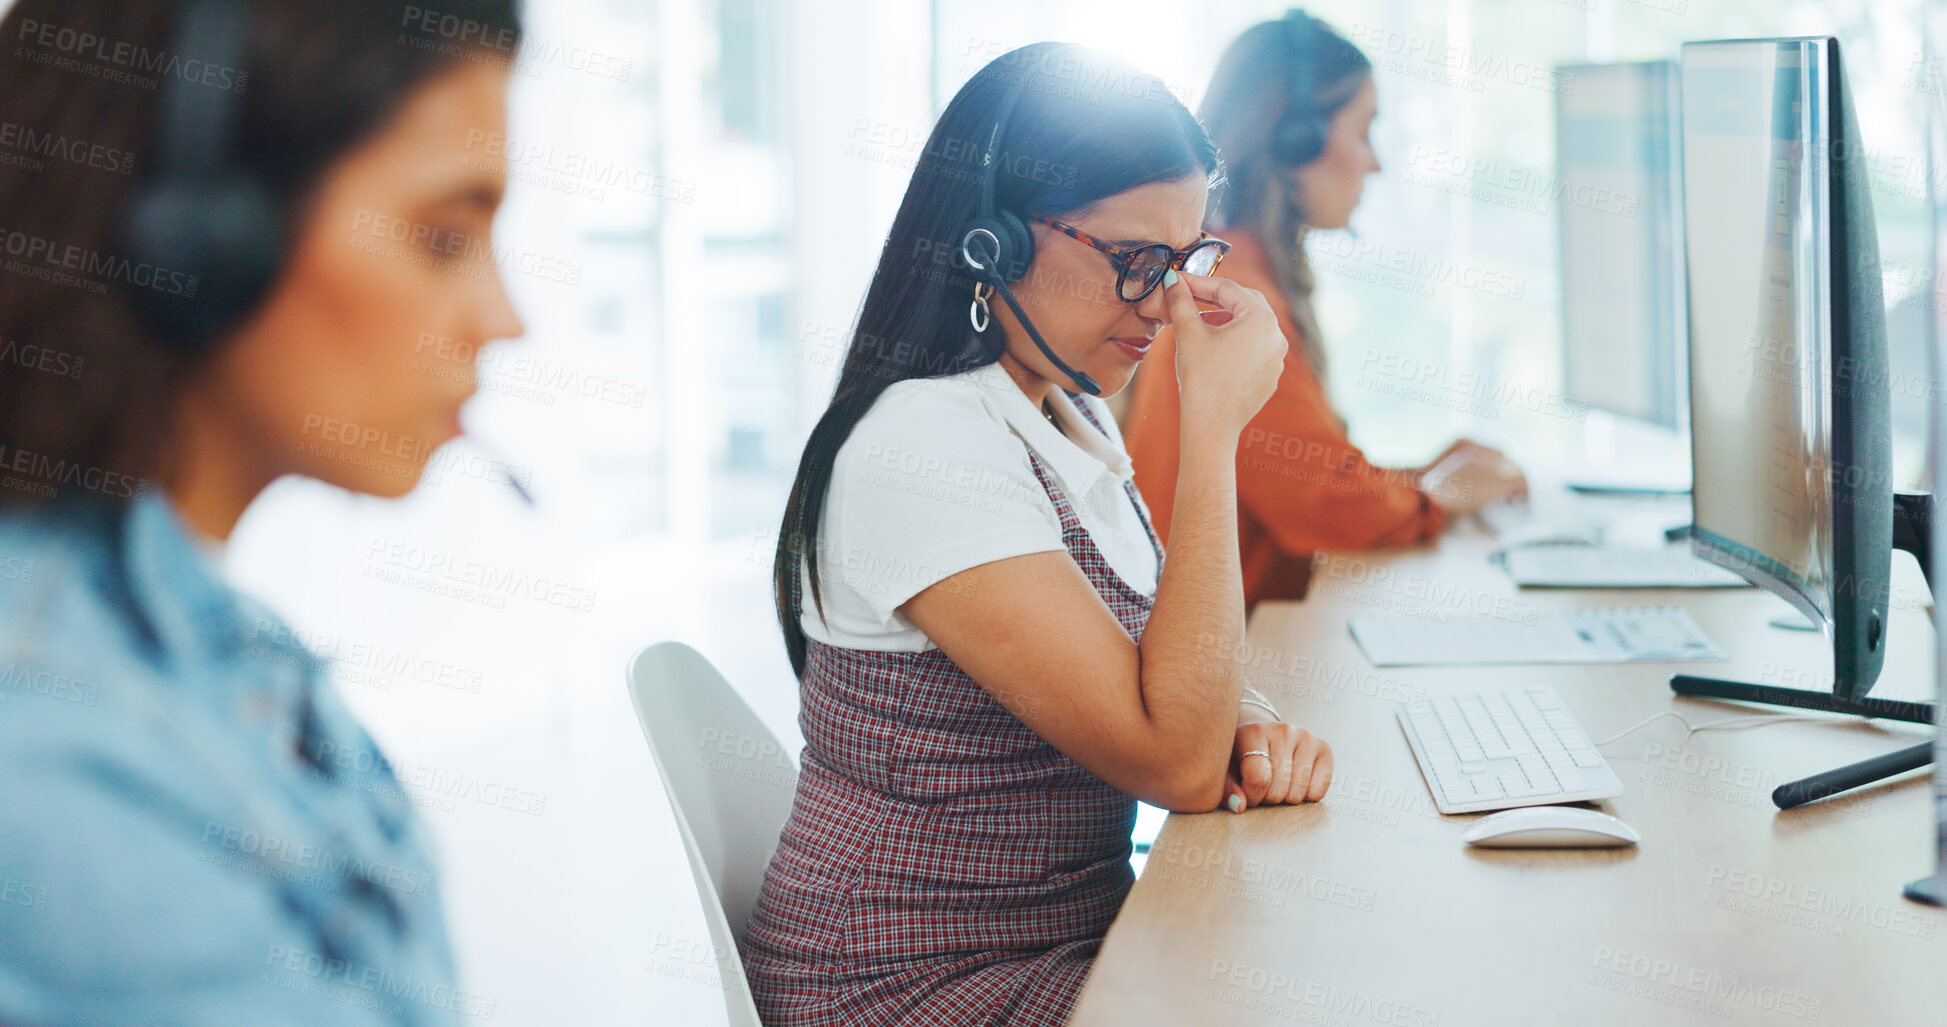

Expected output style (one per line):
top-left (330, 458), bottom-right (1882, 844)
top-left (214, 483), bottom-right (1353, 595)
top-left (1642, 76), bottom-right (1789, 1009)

top-left (1462, 806), bottom-right (1640, 848)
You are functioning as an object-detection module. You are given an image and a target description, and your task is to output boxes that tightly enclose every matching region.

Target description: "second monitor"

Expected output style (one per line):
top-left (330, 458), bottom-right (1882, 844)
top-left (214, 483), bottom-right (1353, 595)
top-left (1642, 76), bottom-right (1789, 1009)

top-left (1557, 59), bottom-right (1687, 432)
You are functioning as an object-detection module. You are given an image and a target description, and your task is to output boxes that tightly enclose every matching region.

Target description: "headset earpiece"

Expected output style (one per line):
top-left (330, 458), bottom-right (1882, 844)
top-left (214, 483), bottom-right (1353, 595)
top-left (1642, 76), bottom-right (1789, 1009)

top-left (1270, 9), bottom-right (1333, 168)
top-left (1271, 114), bottom-right (1329, 167)
top-left (957, 64), bottom-right (1038, 289)
top-left (951, 48), bottom-right (1100, 396)
top-left (125, 172), bottom-right (281, 351)
top-left (960, 211), bottom-right (1034, 285)
top-left (122, 0), bottom-right (281, 353)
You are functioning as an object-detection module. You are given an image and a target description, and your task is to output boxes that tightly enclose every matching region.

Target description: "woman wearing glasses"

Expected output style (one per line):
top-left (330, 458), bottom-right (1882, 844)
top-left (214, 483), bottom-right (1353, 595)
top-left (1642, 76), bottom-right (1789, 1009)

top-left (749, 42), bottom-right (1333, 1026)
top-left (1124, 10), bottom-right (1528, 612)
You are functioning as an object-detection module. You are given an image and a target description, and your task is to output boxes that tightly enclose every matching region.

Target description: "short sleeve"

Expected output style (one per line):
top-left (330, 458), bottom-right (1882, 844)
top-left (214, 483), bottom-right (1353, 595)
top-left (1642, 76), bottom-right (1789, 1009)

top-left (803, 379), bottom-right (1066, 649)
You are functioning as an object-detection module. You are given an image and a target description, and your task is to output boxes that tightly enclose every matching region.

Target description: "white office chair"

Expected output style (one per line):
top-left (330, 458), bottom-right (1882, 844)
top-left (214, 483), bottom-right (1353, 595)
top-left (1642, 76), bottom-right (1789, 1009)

top-left (626, 642), bottom-right (799, 1027)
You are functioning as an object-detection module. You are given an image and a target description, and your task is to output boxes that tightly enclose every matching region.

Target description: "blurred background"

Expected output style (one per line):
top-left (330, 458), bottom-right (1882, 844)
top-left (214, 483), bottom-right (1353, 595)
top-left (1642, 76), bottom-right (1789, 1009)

top-left (73, 0), bottom-right (1936, 1021)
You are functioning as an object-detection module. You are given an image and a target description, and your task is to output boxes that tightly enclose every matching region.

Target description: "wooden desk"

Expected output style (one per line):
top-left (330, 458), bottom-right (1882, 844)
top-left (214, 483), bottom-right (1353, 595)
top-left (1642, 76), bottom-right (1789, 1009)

top-left (1070, 531), bottom-right (1943, 1026)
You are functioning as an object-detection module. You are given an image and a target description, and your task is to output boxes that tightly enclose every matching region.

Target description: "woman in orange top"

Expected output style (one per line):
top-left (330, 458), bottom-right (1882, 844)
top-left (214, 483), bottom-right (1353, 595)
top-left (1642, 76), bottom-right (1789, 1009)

top-left (1124, 10), bottom-right (1526, 611)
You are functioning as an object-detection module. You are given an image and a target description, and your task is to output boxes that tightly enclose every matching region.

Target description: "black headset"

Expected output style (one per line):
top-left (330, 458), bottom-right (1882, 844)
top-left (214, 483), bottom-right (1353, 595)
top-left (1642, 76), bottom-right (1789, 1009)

top-left (123, 0), bottom-right (283, 352)
top-left (1270, 10), bottom-right (1334, 167)
top-left (115, 0), bottom-right (536, 505)
top-left (957, 52), bottom-right (1102, 397)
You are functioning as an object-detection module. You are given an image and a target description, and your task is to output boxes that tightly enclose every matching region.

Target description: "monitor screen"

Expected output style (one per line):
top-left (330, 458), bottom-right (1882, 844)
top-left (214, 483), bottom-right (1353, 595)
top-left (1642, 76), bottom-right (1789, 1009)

top-left (1557, 61), bottom-right (1685, 429)
top-left (1683, 40), bottom-right (1834, 630)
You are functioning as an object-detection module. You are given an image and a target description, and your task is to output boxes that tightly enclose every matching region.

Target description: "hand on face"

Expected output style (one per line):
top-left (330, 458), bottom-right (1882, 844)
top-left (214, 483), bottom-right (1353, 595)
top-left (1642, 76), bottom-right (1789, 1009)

top-left (1161, 269), bottom-right (1286, 438)
top-left (991, 176), bottom-right (1207, 398)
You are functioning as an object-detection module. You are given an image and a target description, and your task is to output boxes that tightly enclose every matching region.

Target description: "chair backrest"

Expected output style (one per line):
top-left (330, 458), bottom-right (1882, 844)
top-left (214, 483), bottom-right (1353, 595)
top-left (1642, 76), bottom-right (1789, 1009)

top-left (626, 641), bottom-right (799, 941)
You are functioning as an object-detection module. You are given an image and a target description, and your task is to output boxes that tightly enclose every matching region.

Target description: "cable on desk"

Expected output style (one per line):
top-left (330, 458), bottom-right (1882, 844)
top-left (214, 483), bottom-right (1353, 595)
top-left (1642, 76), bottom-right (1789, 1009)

top-left (1590, 710), bottom-right (1820, 748)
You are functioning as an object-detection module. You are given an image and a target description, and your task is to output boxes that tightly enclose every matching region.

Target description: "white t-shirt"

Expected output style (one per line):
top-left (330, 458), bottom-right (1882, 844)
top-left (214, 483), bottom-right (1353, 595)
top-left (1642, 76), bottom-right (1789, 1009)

top-left (800, 361), bottom-right (1162, 652)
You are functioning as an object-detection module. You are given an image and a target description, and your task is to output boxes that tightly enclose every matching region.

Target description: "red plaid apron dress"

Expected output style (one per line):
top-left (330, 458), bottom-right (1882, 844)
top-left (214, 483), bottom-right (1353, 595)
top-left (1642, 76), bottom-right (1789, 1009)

top-left (743, 398), bottom-right (1163, 1026)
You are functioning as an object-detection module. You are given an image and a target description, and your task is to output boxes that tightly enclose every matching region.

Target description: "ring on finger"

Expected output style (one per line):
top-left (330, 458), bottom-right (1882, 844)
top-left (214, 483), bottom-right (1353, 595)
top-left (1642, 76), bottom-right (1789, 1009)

top-left (1241, 749), bottom-right (1272, 761)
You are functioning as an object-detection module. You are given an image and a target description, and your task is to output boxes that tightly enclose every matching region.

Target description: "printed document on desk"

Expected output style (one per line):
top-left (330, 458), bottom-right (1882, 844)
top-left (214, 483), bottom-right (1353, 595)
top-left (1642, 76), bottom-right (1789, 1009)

top-left (1350, 606), bottom-right (1724, 666)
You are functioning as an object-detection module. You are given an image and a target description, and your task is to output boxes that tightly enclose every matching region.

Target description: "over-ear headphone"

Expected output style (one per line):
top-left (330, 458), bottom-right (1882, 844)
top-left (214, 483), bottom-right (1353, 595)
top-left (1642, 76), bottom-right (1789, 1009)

top-left (957, 49), bottom-right (1102, 396)
top-left (959, 80), bottom-right (1036, 287)
top-left (123, 0), bottom-right (283, 352)
top-left (1270, 10), bottom-right (1333, 167)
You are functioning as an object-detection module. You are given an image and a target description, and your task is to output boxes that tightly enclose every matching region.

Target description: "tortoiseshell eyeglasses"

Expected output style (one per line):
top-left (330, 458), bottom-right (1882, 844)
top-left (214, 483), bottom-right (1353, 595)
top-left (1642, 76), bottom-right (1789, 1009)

top-left (1034, 215), bottom-right (1230, 302)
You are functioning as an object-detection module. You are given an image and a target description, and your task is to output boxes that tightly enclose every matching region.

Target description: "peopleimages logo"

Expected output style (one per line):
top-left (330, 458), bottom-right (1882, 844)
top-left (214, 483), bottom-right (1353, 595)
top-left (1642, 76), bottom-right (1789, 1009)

top-left (0, 337), bottom-right (85, 380)
top-left (348, 210), bottom-right (584, 286)
top-left (0, 226), bottom-right (199, 296)
top-left (0, 444), bottom-right (142, 500)
top-left (0, 120), bottom-right (135, 175)
top-left (1588, 947), bottom-right (1823, 1020)
top-left (400, 4), bottom-right (634, 82)
top-left (364, 537), bottom-right (599, 614)
top-left (13, 17), bottom-right (248, 93)
top-left (463, 131), bottom-right (695, 204)
top-left (1407, 144), bottom-right (1639, 218)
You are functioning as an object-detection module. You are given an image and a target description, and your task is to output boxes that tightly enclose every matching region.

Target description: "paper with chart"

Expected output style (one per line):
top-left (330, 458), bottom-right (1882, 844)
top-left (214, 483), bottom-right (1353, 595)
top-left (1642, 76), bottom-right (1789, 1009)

top-left (1349, 606), bottom-right (1724, 667)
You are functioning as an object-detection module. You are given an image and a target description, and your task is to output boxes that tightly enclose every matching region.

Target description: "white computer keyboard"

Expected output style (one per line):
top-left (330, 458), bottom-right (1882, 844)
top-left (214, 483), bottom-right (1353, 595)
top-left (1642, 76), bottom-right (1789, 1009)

top-left (1397, 686), bottom-right (1623, 814)
top-left (1499, 545), bottom-right (1749, 588)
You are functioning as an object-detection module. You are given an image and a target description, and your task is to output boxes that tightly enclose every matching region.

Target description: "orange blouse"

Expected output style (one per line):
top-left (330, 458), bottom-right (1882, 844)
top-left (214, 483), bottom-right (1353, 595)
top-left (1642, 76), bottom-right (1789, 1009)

top-left (1122, 228), bottom-right (1445, 610)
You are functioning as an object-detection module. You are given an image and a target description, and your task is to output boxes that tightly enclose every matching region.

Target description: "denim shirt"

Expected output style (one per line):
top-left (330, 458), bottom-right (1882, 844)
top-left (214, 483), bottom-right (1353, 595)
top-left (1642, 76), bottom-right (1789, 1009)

top-left (0, 493), bottom-right (470, 1025)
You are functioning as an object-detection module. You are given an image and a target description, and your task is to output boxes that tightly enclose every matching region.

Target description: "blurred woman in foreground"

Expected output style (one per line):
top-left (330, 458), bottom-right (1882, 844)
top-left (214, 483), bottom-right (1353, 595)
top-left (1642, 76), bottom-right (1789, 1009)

top-left (0, 1), bottom-right (525, 1021)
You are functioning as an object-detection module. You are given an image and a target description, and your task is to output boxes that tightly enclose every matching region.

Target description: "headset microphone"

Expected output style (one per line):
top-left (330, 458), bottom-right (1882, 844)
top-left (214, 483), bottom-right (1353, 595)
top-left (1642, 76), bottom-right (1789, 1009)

top-left (964, 235), bottom-right (1101, 397)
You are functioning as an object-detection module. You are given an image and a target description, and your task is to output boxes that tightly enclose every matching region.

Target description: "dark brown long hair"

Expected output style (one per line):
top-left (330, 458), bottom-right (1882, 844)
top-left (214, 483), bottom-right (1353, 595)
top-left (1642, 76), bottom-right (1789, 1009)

top-left (773, 43), bottom-right (1221, 675)
top-left (0, 0), bottom-right (521, 508)
top-left (1200, 11), bottom-right (1369, 375)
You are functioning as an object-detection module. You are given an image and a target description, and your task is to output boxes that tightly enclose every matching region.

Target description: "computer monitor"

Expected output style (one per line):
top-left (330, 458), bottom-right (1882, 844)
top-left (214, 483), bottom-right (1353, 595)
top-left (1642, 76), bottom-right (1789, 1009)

top-left (1677, 36), bottom-right (1938, 815)
top-left (1557, 60), bottom-right (1687, 431)
top-left (1681, 36), bottom-right (1903, 705)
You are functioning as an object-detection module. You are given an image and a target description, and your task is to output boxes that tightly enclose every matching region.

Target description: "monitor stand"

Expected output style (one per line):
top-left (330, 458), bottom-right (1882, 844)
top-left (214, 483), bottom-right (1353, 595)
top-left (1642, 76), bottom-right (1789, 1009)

top-left (1915, 869), bottom-right (1947, 908)
top-left (1669, 492), bottom-right (1936, 810)
top-left (1910, 869), bottom-right (1945, 907)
